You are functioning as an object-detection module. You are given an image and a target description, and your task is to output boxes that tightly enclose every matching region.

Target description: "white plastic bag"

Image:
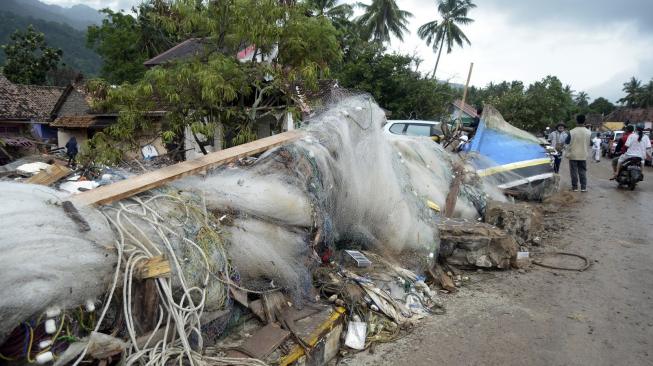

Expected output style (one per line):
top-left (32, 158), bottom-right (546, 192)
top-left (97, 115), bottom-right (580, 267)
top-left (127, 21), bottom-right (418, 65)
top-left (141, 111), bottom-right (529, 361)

top-left (344, 317), bottom-right (367, 350)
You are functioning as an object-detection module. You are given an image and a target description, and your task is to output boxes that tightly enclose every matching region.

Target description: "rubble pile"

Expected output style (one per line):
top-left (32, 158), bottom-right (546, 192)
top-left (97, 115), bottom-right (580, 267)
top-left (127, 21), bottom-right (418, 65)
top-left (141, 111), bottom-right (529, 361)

top-left (0, 95), bottom-right (545, 365)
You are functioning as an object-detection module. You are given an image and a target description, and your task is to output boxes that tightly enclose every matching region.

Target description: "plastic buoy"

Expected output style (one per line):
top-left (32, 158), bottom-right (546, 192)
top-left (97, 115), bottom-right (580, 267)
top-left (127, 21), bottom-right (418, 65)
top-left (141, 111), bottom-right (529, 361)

top-left (44, 319), bottom-right (56, 334)
top-left (36, 351), bottom-right (54, 364)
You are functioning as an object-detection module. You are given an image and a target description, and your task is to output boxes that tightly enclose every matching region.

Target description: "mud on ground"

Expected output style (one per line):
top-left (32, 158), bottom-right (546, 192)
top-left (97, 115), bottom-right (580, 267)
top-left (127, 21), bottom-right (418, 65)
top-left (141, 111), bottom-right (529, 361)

top-left (346, 158), bottom-right (653, 366)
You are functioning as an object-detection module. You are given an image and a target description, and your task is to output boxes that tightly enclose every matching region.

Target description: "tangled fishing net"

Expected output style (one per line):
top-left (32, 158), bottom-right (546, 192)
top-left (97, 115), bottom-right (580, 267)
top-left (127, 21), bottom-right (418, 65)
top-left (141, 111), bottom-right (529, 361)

top-left (0, 94), bottom-right (506, 364)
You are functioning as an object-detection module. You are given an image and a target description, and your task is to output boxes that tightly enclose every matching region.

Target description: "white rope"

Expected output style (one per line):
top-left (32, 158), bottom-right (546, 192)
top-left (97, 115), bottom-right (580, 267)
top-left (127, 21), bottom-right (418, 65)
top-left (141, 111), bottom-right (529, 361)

top-left (70, 193), bottom-right (266, 366)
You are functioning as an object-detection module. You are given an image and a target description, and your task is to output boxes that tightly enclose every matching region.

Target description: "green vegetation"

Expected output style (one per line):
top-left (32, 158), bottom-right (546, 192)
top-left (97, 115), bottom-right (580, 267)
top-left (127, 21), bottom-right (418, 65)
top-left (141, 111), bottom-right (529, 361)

top-left (0, 11), bottom-right (101, 79)
top-left (418, 0), bottom-right (476, 79)
top-left (1, 25), bottom-right (62, 85)
top-left (356, 0), bottom-right (413, 43)
top-left (83, 0), bottom-right (341, 163)
top-left (618, 77), bottom-right (653, 108)
top-left (334, 43), bottom-right (454, 120)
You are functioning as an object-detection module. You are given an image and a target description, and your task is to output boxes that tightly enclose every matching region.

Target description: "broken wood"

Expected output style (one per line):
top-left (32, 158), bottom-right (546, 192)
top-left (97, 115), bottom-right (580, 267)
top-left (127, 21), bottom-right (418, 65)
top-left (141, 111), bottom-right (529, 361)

top-left (428, 263), bottom-right (456, 292)
top-left (71, 131), bottom-right (303, 206)
top-left (26, 164), bottom-right (71, 185)
top-left (443, 164), bottom-right (465, 217)
top-left (130, 278), bottom-right (159, 334)
top-left (226, 323), bottom-right (290, 360)
top-left (136, 256), bottom-right (171, 280)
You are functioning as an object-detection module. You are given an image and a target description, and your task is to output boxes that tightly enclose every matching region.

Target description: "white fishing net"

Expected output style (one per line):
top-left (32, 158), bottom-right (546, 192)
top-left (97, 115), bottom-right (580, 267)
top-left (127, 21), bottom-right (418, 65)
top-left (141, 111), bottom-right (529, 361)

top-left (0, 94), bottom-right (507, 342)
top-left (0, 183), bottom-right (117, 343)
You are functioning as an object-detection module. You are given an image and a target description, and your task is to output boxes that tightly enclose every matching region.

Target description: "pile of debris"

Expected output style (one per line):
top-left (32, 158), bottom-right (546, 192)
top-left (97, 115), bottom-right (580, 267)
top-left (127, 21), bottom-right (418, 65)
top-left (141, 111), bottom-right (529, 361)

top-left (0, 95), bottom-right (544, 365)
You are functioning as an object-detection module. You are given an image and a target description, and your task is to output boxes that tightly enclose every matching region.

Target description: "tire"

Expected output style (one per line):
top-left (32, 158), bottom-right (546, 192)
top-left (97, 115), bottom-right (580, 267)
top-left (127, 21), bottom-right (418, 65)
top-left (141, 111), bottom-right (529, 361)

top-left (629, 182), bottom-right (637, 190)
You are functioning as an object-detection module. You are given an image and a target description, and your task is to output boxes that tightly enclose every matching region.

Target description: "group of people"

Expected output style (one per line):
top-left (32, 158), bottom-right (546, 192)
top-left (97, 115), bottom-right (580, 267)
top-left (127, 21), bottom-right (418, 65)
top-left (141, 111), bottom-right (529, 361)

top-left (547, 115), bottom-right (652, 191)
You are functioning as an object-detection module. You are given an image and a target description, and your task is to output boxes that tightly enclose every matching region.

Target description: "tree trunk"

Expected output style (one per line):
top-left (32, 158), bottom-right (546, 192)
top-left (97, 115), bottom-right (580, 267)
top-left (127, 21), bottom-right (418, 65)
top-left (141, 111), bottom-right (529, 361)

top-left (192, 130), bottom-right (209, 155)
top-left (431, 37), bottom-right (445, 80)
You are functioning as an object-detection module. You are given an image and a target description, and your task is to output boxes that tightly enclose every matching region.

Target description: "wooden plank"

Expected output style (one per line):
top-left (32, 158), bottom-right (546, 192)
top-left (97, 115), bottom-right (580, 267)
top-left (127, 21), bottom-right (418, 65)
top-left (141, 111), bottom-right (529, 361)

top-left (136, 256), bottom-right (171, 279)
top-left (26, 164), bottom-right (71, 185)
top-left (279, 307), bottom-right (346, 366)
top-left (71, 131), bottom-right (303, 206)
top-left (227, 323), bottom-right (291, 360)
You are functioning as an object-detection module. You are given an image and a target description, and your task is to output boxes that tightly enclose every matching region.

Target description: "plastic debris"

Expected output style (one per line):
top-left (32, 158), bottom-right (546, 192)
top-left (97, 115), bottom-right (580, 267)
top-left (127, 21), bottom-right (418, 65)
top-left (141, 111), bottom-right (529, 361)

top-left (344, 316), bottom-right (367, 350)
top-left (16, 162), bottom-right (50, 175)
top-left (343, 250), bottom-right (372, 267)
top-left (59, 180), bottom-right (100, 194)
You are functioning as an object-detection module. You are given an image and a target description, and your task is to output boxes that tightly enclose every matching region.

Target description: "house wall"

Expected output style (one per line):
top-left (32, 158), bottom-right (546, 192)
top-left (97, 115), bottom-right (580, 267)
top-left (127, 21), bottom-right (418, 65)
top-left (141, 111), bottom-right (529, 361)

top-left (124, 122), bottom-right (168, 160)
top-left (58, 90), bottom-right (90, 116)
top-left (57, 129), bottom-right (88, 150)
top-left (0, 122), bottom-right (24, 136)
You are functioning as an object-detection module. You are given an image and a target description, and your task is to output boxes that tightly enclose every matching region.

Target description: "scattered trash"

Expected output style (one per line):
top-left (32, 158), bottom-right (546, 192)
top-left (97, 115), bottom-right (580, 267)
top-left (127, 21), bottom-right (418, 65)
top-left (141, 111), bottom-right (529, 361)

top-left (59, 180), bottom-right (99, 194)
top-left (343, 250), bottom-right (372, 268)
top-left (16, 162), bottom-right (50, 176)
top-left (141, 144), bottom-right (159, 160)
top-left (344, 316), bottom-right (367, 350)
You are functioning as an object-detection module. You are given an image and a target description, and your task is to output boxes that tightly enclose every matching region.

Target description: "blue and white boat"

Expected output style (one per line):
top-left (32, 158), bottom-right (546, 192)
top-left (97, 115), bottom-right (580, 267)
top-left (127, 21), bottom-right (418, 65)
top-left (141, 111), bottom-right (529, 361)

top-left (462, 107), bottom-right (555, 197)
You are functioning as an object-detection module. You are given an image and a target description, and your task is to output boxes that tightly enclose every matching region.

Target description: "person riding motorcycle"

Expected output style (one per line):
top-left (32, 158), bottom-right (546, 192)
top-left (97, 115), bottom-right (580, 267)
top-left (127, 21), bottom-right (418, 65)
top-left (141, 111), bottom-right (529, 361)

top-left (611, 126), bottom-right (651, 180)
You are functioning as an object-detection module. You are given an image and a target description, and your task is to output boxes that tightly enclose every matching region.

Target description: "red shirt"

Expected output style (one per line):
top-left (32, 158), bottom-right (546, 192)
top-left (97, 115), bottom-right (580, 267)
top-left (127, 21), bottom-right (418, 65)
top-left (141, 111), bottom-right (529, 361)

top-left (620, 132), bottom-right (633, 154)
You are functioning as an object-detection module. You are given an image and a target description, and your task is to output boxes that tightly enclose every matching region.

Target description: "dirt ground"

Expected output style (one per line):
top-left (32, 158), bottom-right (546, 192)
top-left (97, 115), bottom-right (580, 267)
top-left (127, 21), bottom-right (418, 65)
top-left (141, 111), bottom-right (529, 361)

top-left (348, 158), bottom-right (653, 366)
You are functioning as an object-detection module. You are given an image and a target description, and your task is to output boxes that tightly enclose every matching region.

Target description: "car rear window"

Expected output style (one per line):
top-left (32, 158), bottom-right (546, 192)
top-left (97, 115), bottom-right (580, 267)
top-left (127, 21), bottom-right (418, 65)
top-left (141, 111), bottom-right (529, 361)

top-left (389, 123), bottom-right (406, 134)
top-left (405, 124), bottom-right (432, 137)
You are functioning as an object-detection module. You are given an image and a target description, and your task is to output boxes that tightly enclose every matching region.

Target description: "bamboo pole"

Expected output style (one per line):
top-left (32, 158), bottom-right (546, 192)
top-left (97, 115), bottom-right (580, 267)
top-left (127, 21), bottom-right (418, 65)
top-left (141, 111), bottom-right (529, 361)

top-left (456, 62), bottom-right (474, 129)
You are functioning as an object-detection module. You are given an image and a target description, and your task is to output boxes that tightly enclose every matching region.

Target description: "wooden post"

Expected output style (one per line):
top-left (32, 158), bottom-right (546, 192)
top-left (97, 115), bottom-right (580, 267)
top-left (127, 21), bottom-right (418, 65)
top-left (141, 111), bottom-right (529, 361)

top-left (456, 62), bottom-right (475, 129)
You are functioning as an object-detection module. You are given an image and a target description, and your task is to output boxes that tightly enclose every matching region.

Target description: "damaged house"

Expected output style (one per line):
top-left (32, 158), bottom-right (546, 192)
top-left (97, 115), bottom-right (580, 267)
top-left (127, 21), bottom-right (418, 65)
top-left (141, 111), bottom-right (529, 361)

top-left (0, 75), bottom-right (63, 162)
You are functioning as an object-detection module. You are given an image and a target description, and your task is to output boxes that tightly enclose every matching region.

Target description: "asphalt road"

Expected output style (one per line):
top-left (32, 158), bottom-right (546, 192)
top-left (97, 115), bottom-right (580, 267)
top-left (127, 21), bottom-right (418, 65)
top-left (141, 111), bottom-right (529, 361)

top-left (350, 158), bottom-right (653, 366)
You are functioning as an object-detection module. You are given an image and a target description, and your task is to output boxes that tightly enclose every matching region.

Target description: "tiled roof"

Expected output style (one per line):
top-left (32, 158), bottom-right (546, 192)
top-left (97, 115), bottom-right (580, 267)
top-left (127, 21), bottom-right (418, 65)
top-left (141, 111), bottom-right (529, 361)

top-left (144, 38), bottom-right (212, 67)
top-left (452, 99), bottom-right (478, 118)
top-left (51, 115), bottom-right (117, 128)
top-left (0, 75), bottom-right (64, 120)
top-left (605, 108), bottom-right (653, 123)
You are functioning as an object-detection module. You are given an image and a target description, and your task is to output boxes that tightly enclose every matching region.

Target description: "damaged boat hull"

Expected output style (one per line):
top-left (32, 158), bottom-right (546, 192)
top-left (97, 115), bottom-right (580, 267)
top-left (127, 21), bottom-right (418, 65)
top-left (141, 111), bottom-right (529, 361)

top-left (465, 120), bottom-right (556, 198)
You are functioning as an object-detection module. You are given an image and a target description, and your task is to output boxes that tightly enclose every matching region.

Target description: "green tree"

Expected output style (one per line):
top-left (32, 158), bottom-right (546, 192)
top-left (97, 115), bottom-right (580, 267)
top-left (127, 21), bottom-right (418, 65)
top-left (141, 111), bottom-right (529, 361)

top-left (356, 0), bottom-right (413, 43)
top-left (305, 0), bottom-right (353, 19)
top-left (335, 43), bottom-right (455, 119)
top-left (87, 2), bottom-right (176, 84)
top-left (618, 77), bottom-right (642, 107)
top-left (418, 0), bottom-right (476, 79)
top-left (574, 91), bottom-right (589, 109)
top-left (588, 97), bottom-right (615, 115)
top-left (84, 0), bottom-right (341, 163)
top-left (636, 79), bottom-right (653, 108)
top-left (1, 25), bottom-right (62, 84)
top-left (483, 76), bottom-right (576, 132)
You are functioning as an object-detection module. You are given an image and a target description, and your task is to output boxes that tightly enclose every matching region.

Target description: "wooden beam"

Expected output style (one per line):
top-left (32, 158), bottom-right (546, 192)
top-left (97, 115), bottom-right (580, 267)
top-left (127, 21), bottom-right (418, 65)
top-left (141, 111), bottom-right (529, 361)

top-left (71, 130), bottom-right (303, 206)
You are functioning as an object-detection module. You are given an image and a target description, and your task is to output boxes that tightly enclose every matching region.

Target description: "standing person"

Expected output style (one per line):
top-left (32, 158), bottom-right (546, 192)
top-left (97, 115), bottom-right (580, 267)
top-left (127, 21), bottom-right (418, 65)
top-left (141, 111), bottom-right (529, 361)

top-left (612, 126), bottom-right (652, 179)
top-left (592, 133), bottom-right (602, 162)
top-left (548, 123), bottom-right (568, 174)
top-left (65, 136), bottom-right (78, 167)
top-left (565, 115), bottom-right (592, 192)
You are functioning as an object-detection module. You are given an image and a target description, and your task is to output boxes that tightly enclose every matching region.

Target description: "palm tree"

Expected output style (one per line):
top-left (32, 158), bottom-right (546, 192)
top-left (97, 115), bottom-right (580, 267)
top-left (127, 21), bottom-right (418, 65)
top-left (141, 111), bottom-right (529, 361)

top-left (637, 79), bottom-right (653, 108)
top-left (356, 0), bottom-right (413, 43)
top-left (306, 0), bottom-right (353, 18)
top-left (618, 77), bottom-right (642, 107)
top-left (575, 91), bottom-right (589, 108)
top-left (418, 0), bottom-right (476, 79)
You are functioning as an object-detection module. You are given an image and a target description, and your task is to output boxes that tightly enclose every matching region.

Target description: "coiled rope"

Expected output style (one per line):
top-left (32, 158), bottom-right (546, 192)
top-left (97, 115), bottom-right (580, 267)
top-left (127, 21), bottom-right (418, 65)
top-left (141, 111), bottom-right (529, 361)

top-left (69, 193), bottom-right (267, 366)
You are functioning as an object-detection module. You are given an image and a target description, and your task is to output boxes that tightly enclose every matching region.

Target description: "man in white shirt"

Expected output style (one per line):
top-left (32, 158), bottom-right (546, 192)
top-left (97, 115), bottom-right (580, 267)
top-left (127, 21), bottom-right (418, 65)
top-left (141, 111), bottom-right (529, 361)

top-left (548, 123), bottom-right (568, 173)
top-left (591, 134), bottom-right (602, 162)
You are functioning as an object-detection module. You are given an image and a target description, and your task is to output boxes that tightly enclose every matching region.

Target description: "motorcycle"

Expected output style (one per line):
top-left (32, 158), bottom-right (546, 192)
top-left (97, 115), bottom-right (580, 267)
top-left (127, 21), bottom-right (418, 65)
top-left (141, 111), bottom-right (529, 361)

top-left (615, 157), bottom-right (644, 190)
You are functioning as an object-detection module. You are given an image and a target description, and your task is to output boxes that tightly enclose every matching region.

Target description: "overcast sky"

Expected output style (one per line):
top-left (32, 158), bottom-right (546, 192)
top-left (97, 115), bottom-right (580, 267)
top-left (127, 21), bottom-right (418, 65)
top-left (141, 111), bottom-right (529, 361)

top-left (42, 0), bottom-right (653, 102)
